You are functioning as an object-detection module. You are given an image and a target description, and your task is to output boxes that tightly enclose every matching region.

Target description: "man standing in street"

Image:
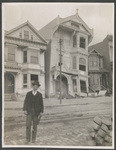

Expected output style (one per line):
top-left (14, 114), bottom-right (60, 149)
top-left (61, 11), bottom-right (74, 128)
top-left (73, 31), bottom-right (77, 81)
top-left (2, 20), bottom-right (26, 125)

top-left (23, 81), bottom-right (44, 144)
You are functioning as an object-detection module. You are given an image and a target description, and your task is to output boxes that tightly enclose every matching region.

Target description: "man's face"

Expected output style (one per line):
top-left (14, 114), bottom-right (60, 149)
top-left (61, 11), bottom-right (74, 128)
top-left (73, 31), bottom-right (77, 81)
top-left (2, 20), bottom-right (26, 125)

top-left (33, 85), bottom-right (39, 91)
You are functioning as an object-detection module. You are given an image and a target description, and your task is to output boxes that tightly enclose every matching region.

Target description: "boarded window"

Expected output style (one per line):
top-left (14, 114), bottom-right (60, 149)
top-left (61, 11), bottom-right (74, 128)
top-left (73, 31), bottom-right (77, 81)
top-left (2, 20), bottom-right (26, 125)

top-left (23, 51), bottom-right (27, 63)
top-left (80, 37), bottom-right (86, 49)
top-left (79, 58), bottom-right (86, 71)
top-left (72, 56), bottom-right (77, 69)
top-left (24, 30), bottom-right (29, 40)
top-left (80, 80), bottom-right (87, 93)
top-left (73, 79), bottom-right (77, 92)
top-left (23, 74), bottom-right (27, 88)
top-left (73, 34), bottom-right (77, 47)
top-left (8, 47), bottom-right (15, 61)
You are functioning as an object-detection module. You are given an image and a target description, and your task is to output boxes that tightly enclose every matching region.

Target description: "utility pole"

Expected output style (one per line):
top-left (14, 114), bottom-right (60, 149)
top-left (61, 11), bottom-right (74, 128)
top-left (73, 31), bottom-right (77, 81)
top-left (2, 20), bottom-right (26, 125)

top-left (59, 38), bottom-right (63, 104)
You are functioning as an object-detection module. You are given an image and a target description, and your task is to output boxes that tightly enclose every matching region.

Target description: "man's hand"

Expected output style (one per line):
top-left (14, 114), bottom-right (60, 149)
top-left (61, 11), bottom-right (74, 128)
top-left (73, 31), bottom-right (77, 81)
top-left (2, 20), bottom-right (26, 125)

top-left (24, 111), bottom-right (28, 115)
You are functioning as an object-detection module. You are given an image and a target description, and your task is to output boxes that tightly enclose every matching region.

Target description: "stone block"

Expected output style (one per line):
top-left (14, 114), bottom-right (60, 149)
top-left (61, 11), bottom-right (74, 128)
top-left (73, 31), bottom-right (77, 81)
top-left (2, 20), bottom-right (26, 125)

top-left (87, 140), bottom-right (96, 146)
top-left (91, 122), bottom-right (100, 131)
top-left (106, 130), bottom-right (112, 137)
top-left (89, 131), bottom-right (96, 138)
top-left (101, 124), bottom-right (108, 132)
top-left (87, 125), bottom-right (94, 133)
top-left (102, 141), bottom-right (112, 146)
top-left (95, 134), bottom-right (104, 145)
top-left (101, 117), bottom-right (112, 127)
top-left (93, 116), bottom-right (102, 126)
top-left (104, 135), bottom-right (112, 143)
top-left (97, 129), bottom-right (106, 138)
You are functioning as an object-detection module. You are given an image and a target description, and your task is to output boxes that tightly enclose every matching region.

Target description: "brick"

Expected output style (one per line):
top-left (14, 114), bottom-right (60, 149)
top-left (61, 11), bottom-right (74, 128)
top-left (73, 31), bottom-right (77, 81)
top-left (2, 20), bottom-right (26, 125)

top-left (104, 135), bottom-right (112, 143)
top-left (93, 116), bottom-right (102, 126)
top-left (91, 122), bottom-right (100, 131)
top-left (97, 129), bottom-right (106, 138)
top-left (95, 134), bottom-right (104, 145)
top-left (101, 124), bottom-right (108, 132)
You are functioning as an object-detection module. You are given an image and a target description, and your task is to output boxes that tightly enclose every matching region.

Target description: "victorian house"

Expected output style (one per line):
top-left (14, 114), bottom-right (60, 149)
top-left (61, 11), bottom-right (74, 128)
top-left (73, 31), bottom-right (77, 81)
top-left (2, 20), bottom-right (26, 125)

top-left (88, 35), bottom-right (113, 93)
top-left (4, 21), bottom-right (47, 100)
top-left (39, 10), bottom-right (93, 98)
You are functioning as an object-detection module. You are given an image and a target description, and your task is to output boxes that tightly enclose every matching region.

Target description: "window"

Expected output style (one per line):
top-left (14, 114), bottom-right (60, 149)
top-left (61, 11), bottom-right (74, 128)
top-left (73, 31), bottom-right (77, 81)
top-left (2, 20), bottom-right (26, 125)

top-left (80, 37), bottom-right (86, 49)
top-left (23, 51), bottom-right (27, 63)
top-left (8, 47), bottom-right (15, 61)
top-left (73, 34), bottom-right (77, 47)
top-left (89, 56), bottom-right (98, 67)
top-left (73, 79), bottom-right (77, 92)
top-left (31, 35), bottom-right (33, 41)
top-left (23, 74), bottom-right (27, 88)
top-left (19, 33), bottom-right (22, 38)
top-left (79, 58), bottom-right (86, 71)
top-left (30, 51), bottom-right (38, 64)
top-left (72, 56), bottom-right (77, 69)
top-left (80, 80), bottom-right (87, 93)
top-left (24, 30), bottom-right (29, 40)
top-left (31, 74), bottom-right (38, 85)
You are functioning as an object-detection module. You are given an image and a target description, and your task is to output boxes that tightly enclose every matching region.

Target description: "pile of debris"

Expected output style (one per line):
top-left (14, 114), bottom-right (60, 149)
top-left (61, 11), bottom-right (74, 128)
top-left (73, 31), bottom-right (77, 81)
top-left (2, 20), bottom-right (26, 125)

top-left (87, 116), bottom-right (112, 146)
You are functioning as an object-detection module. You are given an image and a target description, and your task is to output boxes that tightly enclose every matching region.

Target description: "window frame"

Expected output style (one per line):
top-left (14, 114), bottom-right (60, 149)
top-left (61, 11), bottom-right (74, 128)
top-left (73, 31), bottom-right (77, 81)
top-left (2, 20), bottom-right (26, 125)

top-left (23, 74), bottom-right (27, 88)
top-left (80, 80), bottom-right (87, 93)
top-left (23, 51), bottom-right (27, 63)
top-left (24, 30), bottom-right (29, 40)
top-left (80, 37), bottom-right (86, 49)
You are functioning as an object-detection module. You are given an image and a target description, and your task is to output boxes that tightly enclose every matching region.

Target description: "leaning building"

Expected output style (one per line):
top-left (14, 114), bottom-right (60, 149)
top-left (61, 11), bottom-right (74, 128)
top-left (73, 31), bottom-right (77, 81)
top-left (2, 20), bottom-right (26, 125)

top-left (39, 10), bottom-right (93, 98)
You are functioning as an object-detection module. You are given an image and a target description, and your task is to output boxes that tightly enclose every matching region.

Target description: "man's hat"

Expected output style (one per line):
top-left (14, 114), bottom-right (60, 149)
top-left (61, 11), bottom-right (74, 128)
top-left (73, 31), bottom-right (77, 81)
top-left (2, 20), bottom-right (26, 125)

top-left (32, 81), bottom-right (41, 87)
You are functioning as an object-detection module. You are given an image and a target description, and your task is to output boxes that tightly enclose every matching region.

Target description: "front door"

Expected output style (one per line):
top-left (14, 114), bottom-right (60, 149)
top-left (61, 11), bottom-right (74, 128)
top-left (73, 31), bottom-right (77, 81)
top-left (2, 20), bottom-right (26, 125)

top-left (4, 73), bottom-right (14, 93)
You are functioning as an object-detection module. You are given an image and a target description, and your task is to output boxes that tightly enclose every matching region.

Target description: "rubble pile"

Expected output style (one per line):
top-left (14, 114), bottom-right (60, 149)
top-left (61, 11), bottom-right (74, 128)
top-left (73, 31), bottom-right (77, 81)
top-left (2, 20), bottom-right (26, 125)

top-left (87, 116), bottom-right (112, 146)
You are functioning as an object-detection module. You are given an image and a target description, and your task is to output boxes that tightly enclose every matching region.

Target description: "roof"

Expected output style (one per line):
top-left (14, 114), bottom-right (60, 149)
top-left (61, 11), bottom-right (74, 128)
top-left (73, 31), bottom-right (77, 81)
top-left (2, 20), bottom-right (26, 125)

top-left (39, 12), bottom-right (93, 41)
top-left (89, 68), bottom-right (109, 73)
top-left (89, 49), bottom-right (103, 57)
top-left (5, 21), bottom-right (47, 44)
top-left (88, 34), bottom-right (113, 54)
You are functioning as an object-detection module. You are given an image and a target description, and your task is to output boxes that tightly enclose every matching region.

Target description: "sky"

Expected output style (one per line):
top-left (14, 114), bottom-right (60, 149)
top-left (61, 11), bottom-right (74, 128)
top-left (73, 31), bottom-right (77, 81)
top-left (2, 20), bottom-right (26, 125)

top-left (2, 3), bottom-right (114, 45)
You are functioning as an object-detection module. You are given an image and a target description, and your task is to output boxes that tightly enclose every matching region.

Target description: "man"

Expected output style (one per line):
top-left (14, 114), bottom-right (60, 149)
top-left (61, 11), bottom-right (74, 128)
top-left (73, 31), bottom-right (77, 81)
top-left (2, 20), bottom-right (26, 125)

top-left (23, 81), bottom-right (44, 144)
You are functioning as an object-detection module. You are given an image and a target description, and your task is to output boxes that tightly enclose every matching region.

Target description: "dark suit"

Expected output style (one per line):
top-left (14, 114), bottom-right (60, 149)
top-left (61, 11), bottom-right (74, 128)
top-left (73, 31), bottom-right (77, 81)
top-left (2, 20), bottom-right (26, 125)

top-left (23, 91), bottom-right (44, 142)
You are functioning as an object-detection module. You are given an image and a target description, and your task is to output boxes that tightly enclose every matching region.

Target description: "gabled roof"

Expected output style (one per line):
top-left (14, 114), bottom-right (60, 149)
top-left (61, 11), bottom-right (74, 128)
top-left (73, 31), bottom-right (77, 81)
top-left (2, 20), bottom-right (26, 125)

top-left (39, 12), bottom-right (93, 41)
top-left (89, 49), bottom-right (103, 57)
top-left (5, 21), bottom-right (47, 44)
top-left (88, 34), bottom-right (113, 56)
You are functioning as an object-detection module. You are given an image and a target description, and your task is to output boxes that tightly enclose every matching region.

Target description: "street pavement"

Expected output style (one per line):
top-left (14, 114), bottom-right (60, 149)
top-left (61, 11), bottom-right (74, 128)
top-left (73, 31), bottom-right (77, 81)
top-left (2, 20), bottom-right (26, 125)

top-left (3, 96), bottom-right (113, 147)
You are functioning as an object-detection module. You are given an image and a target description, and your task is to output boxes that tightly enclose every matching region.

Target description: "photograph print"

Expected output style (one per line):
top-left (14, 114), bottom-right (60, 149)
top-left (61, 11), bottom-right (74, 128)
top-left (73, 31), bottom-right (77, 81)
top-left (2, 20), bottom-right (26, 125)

top-left (2, 2), bottom-right (114, 149)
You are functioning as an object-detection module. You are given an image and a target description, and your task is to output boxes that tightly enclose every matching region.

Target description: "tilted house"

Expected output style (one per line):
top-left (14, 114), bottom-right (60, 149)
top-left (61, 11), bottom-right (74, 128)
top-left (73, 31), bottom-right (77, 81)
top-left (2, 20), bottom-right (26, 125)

top-left (39, 10), bottom-right (93, 98)
top-left (4, 21), bottom-right (47, 100)
top-left (88, 35), bottom-right (113, 92)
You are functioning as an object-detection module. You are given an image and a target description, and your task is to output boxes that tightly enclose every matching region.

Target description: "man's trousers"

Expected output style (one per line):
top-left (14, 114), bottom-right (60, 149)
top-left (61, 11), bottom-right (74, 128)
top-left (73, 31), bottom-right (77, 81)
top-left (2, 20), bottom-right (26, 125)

top-left (26, 113), bottom-right (38, 142)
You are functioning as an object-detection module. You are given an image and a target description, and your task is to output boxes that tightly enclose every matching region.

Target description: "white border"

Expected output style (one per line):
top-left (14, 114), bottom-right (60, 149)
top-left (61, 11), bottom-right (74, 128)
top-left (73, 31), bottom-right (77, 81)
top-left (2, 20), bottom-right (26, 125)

top-left (2, 2), bottom-right (115, 149)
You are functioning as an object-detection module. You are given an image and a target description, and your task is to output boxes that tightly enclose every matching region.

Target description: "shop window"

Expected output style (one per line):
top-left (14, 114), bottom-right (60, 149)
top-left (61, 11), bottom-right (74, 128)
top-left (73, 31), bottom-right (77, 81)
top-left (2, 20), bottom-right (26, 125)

top-left (24, 30), bottom-right (29, 40)
top-left (80, 80), bottom-right (87, 93)
top-left (23, 74), bottom-right (27, 88)
top-left (23, 51), bottom-right (27, 63)
top-left (79, 58), bottom-right (86, 71)
top-left (72, 56), bottom-right (77, 69)
top-left (73, 34), bottom-right (77, 47)
top-left (80, 37), bottom-right (86, 49)
top-left (8, 47), bottom-right (15, 61)
top-left (73, 79), bottom-right (77, 92)
top-left (31, 74), bottom-right (38, 85)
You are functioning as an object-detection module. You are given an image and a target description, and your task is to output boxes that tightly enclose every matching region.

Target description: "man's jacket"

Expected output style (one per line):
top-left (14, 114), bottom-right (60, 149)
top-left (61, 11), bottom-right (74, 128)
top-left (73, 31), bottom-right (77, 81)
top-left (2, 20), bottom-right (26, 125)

top-left (23, 91), bottom-right (44, 116)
